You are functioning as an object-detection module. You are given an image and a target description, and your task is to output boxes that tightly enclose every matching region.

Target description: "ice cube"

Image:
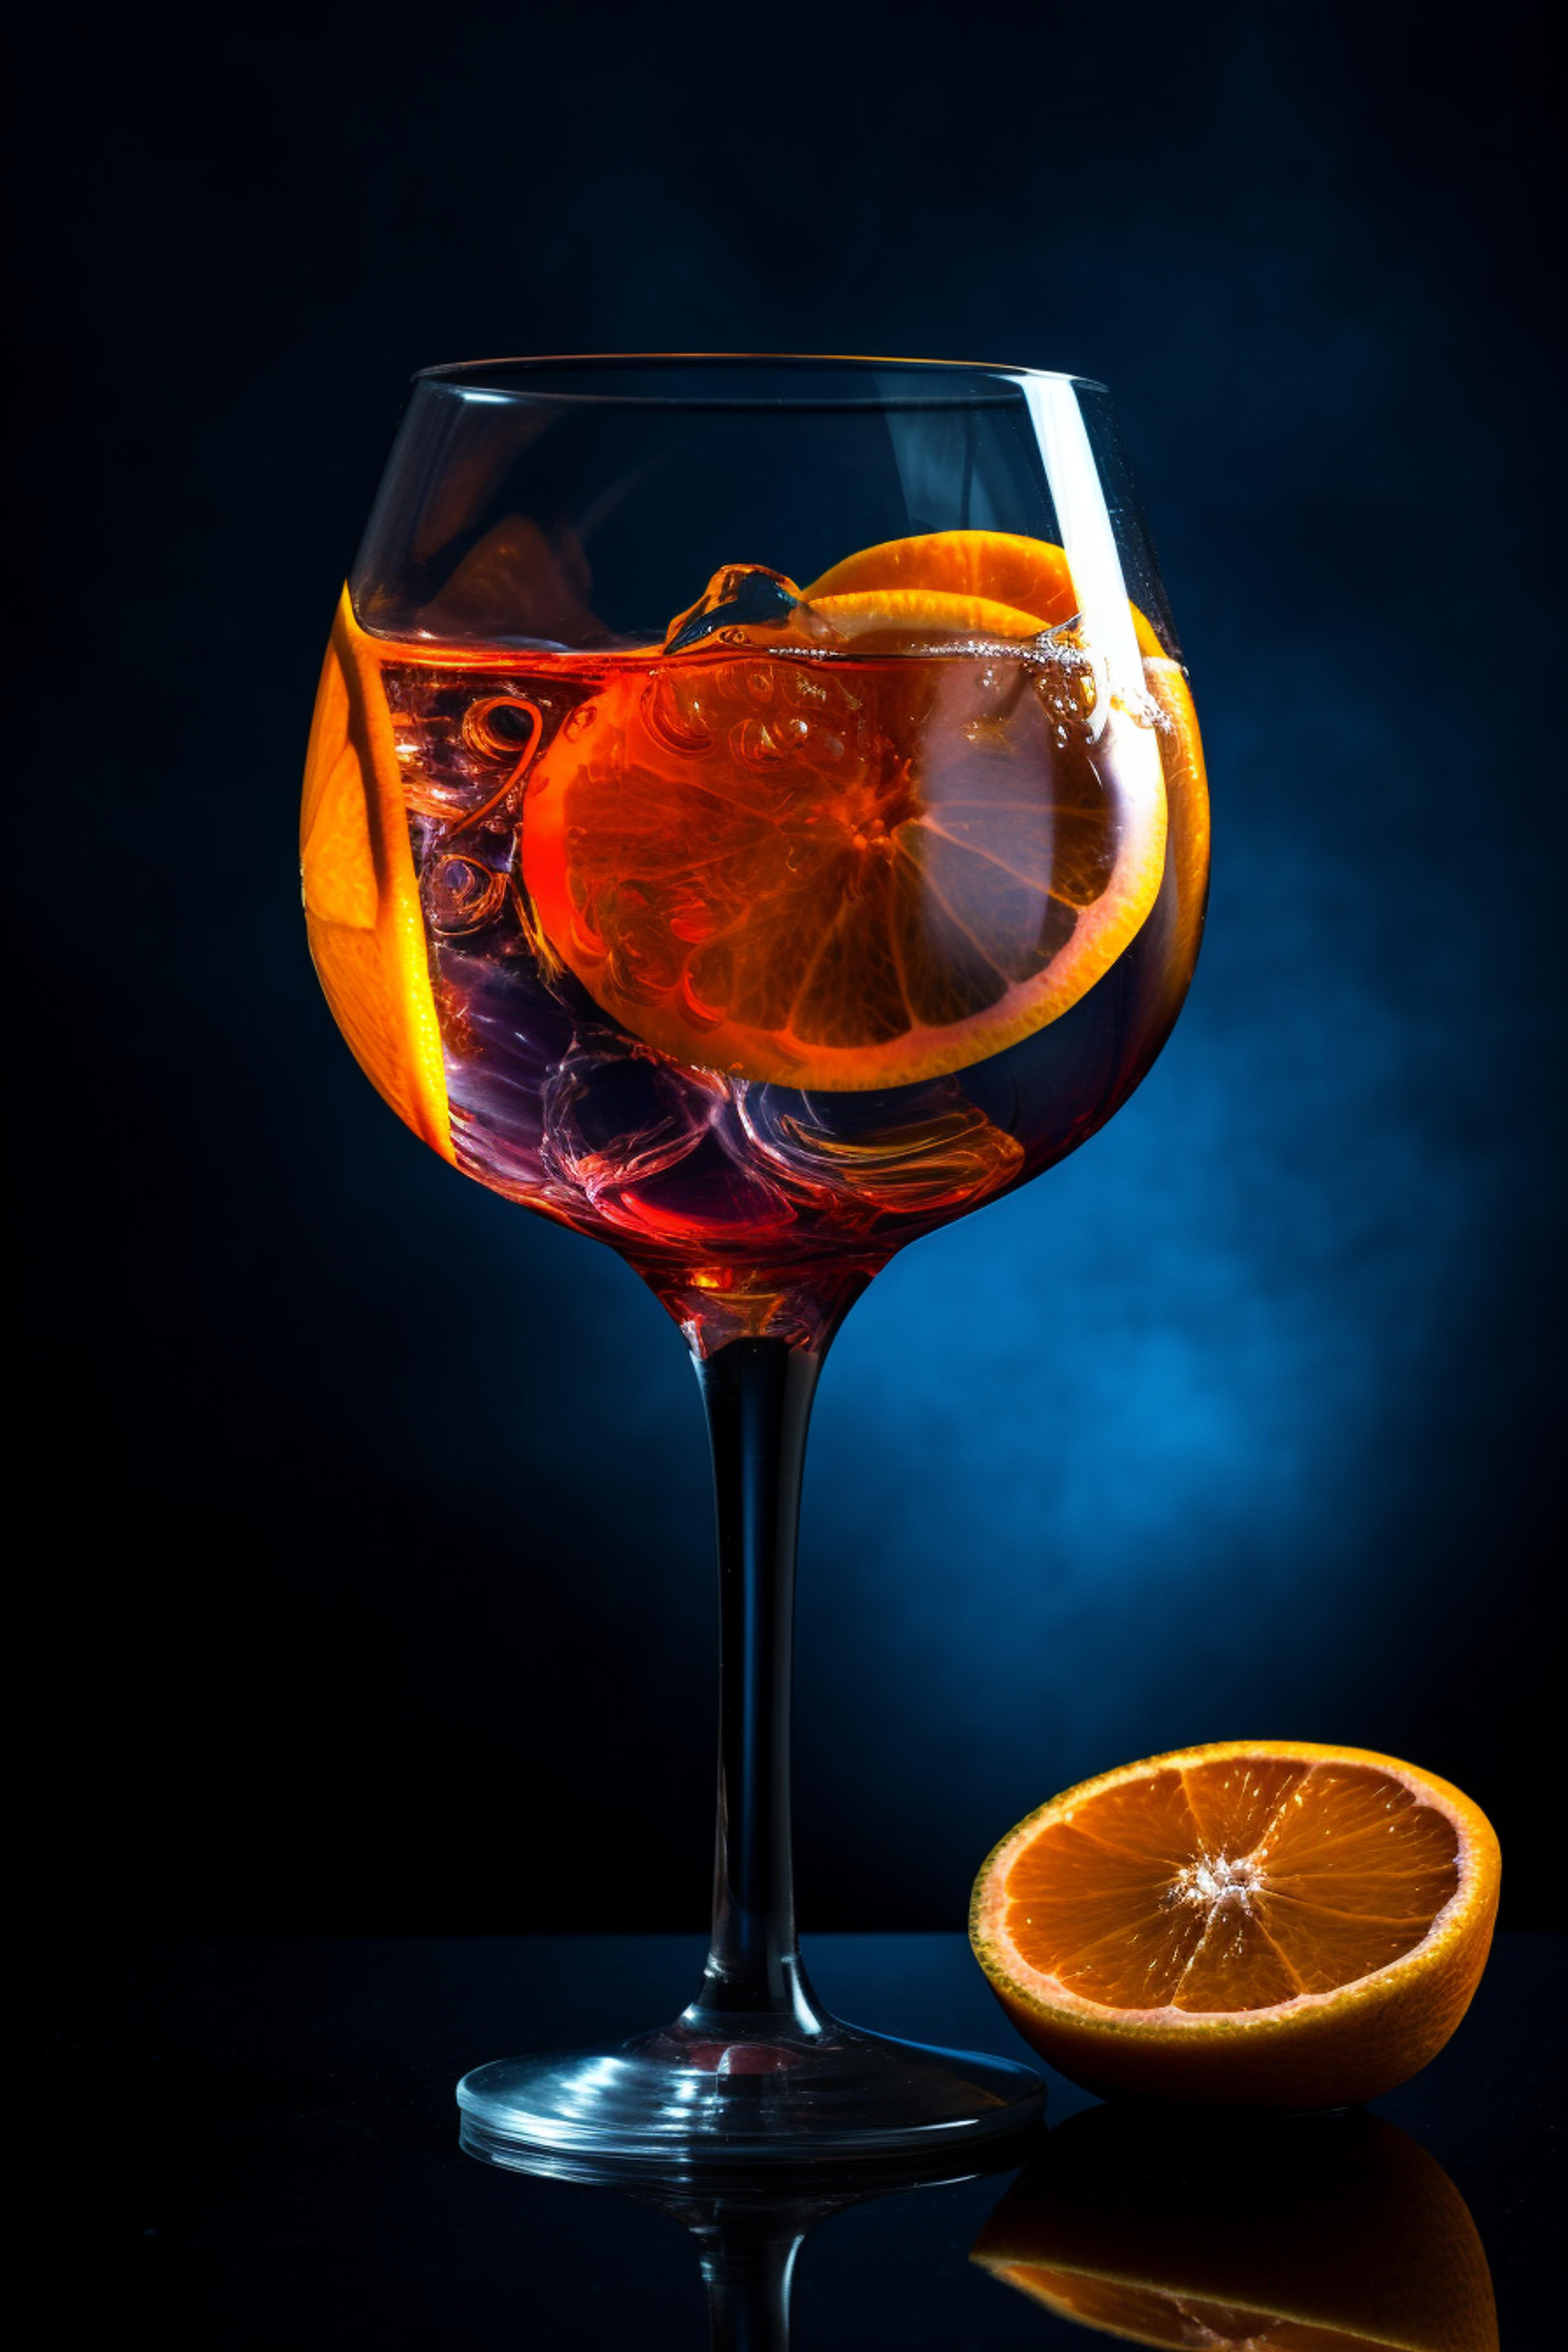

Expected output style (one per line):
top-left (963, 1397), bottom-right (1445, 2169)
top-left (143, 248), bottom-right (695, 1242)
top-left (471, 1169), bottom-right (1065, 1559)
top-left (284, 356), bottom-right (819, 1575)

top-left (542, 1032), bottom-right (722, 1201)
top-left (663, 564), bottom-right (804, 654)
top-left (738, 1080), bottom-right (1025, 1218)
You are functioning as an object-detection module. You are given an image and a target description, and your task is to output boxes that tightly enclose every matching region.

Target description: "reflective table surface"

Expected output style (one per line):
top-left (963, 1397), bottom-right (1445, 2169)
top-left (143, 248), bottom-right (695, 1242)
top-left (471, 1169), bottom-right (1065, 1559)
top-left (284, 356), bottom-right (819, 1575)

top-left (47, 1932), bottom-right (1561, 2345)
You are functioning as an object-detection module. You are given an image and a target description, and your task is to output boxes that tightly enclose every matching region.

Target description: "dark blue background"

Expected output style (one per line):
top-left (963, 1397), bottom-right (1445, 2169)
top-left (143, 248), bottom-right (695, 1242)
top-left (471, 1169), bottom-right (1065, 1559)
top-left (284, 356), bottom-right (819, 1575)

top-left (15, 0), bottom-right (1559, 1931)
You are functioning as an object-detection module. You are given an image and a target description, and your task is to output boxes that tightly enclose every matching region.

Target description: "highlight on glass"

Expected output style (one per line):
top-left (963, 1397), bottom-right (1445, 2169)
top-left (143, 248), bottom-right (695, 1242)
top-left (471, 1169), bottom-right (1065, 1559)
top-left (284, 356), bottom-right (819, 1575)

top-left (300, 354), bottom-right (1209, 2166)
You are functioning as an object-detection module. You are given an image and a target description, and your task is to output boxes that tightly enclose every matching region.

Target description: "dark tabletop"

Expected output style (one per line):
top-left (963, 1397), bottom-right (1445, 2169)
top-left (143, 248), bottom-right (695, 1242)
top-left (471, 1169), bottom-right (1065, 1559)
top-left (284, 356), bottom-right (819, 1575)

top-left (47, 1932), bottom-right (1562, 2346)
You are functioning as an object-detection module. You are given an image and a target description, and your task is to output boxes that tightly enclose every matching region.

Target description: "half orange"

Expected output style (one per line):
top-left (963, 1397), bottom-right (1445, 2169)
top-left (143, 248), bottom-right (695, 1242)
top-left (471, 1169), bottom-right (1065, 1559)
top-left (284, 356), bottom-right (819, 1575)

top-left (970, 1740), bottom-right (1501, 2109)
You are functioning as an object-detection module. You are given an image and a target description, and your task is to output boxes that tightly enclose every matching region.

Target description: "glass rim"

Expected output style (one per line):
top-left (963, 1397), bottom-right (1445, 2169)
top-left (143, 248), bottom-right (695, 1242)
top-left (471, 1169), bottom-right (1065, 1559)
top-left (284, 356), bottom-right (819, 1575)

top-left (409, 352), bottom-right (1109, 410)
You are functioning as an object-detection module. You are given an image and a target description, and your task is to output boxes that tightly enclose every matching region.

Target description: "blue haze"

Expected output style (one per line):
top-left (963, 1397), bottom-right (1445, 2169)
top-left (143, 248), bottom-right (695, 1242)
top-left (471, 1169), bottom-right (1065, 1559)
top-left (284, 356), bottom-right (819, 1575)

top-left (13, 0), bottom-right (1558, 1928)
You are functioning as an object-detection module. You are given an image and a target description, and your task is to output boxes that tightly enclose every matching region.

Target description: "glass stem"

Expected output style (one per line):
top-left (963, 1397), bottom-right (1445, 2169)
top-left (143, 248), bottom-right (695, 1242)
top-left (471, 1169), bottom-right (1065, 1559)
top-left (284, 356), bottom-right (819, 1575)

top-left (687, 1334), bottom-right (828, 2033)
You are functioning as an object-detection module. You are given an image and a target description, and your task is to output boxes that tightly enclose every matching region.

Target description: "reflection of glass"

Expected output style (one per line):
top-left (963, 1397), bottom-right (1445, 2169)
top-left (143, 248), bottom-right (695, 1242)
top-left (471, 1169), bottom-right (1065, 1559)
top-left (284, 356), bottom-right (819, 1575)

top-left (971, 2103), bottom-right (1499, 2352)
top-left (470, 2138), bottom-right (1031, 2349)
top-left (302, 356), bottom-right (1208, 2164)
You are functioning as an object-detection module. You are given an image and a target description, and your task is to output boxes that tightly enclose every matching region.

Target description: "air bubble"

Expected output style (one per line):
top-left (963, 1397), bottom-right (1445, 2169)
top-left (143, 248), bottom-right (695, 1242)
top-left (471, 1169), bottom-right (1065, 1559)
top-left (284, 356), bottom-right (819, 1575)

top-left (424, 852), bottom-right (508, 937)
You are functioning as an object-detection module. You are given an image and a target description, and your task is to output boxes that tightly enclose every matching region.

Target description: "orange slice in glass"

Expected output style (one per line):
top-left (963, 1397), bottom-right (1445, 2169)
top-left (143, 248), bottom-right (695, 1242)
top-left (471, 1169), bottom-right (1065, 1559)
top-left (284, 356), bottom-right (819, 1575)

top-left (300, 592), bottom-right (452, 1157)
top-left (970, 1740), bottom-right (1501, 2109)
top-left (811, 530), bottom-right (1210, 980)
top-left (521, 535), bottom-right (1182, 1091)
top-left (804, 527), bottom-right (1080, 627)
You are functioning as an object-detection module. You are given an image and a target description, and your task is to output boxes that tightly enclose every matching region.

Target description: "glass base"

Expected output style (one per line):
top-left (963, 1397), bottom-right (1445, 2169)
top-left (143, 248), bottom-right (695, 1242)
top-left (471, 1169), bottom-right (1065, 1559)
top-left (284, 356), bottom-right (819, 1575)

top-left (457, 2009), bottom-right (1045, 2175)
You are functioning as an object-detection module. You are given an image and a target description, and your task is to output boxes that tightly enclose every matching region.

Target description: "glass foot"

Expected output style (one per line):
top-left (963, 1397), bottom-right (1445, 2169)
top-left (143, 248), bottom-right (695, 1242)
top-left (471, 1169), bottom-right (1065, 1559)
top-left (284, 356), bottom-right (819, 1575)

top-left (457, 2009), bottom-right (1045, 2174)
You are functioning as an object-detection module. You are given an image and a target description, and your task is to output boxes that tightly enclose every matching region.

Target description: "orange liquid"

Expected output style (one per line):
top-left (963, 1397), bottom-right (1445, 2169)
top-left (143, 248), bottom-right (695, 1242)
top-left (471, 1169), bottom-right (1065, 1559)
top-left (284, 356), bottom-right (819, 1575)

top-left (375, 633), bottom-right (1204, 1348)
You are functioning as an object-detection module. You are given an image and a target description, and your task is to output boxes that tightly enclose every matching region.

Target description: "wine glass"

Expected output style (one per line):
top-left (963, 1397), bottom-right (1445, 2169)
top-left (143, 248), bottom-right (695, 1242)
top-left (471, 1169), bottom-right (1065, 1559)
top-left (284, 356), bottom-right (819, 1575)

top-left (300, 354), bottom-right (1209, 2168)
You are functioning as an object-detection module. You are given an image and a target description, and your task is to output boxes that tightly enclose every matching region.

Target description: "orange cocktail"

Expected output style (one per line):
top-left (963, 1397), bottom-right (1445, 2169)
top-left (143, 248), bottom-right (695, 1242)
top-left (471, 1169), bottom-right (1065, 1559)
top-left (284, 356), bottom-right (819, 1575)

top-left (303, 530), bottom-right (1205, 1350)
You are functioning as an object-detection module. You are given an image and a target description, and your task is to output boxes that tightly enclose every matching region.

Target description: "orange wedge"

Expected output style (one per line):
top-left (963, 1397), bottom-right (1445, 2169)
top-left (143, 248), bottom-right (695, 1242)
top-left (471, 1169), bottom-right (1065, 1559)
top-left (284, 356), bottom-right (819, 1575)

top-left (300, 591), bottom-right (451, 1157)
top-left (521, 531), bottom-right (1193, 1091)
top-left (972, 2105), bottom-right (1499, 2352)
top-left (970, 1741), bottom-right (1500, 2109)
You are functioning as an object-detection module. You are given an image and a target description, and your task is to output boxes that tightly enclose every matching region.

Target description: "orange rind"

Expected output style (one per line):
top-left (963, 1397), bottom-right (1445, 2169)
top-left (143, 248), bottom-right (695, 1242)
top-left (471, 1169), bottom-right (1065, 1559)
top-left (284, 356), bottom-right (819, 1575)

top-left (300, 592), bottom-right (451, 1156)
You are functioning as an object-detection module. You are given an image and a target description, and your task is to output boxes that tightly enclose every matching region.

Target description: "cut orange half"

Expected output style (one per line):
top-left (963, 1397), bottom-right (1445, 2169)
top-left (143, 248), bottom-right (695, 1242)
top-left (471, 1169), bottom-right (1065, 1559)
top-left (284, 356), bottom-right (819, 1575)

top-left (300, 591), bottom-right (451, 1157)
top-left (970, 1740), bottom-right (1500, 2109)
top-left (522, 531), bottom-right (1192, 1091)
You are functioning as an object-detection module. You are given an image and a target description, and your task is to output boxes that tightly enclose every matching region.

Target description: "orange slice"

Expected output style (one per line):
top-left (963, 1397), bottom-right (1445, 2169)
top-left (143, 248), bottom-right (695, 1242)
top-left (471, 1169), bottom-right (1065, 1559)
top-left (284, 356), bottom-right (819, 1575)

top-left (812, 529), bottom-right (1208, 958)
top-left (813, 528), bottom-right (1210, 1016)
top-left (972, 2105), bottom-right (1499, 2352)
top-left (521, 535), bottom-right (1183, 1091)
top-left (804, 527), bottom-right (1080, 628)
top-left (300, 591), bottom-right (451, 1157)
top-left (969, 1740), bottom-right (1501, 2109)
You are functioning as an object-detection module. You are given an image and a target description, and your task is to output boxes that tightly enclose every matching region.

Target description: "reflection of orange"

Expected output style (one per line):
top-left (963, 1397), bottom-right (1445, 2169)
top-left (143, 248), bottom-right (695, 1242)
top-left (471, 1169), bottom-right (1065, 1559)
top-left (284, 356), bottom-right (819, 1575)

top-left (970, 1740), bottom-right (1500, 2109)
top-left (300, 592), bottom-right (451, 1157)
top-left (523, 530), bottom-right (1194, 1091)
top-left (973, 2105), bottom-right (1498, 2352)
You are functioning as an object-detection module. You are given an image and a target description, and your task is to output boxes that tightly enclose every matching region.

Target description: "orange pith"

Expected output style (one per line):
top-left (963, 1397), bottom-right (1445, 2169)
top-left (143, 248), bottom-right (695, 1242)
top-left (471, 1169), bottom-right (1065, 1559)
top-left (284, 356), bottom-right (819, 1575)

top-left (521, 530), bottom-right (1203, 1091)
top-left (970, 1740), bottom-right (1501, 2109)
top-left (300, 592), bottom-right (452, 1156)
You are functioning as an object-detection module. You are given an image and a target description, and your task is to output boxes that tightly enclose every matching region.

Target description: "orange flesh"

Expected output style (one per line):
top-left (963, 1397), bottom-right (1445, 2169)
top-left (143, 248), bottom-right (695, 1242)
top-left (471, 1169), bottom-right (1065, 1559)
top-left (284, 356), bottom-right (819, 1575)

top-left (523, 645), bottom-right (1144, 1086)
top-left (1003, 1758), bottom-right (1462, 2013)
